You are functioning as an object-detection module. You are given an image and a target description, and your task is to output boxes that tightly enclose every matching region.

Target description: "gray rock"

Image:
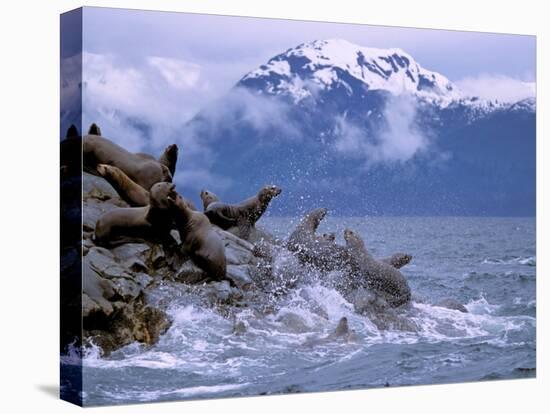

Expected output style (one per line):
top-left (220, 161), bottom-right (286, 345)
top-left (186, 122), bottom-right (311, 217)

top-left (206, 280), bottom-right (233, 303)
top-left (276, 312), bottom-right (310, 333)
top-left (82, 197), bottom-right (126, 232)
top-left (226, 265), bottom-right (254, 290)
top-left (82, 260), bottom-right (116, 317)
top-left (111, 243), bottom-right (150, 261)
top-left (175, 261), bottom-right (208, 284)
top-left (225, 242), bottom-right (253, 265)
top-left (147, 244), bottom-right (167, 269)
top-left (83, 172), bottom-right (119, 199)
top-left (110, 278), bottom-right (142, 301)
top-left (133, 272), bottom-right (154, 289)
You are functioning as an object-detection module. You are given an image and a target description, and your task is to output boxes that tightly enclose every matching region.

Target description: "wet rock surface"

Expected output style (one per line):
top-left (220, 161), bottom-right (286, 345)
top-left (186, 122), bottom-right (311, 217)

top-left (79, 173), bottom-right (274, 355)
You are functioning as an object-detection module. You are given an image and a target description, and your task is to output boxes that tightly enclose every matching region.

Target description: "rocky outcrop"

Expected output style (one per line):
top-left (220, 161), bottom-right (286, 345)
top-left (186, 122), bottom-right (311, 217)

top-left (80, 173), bottom-right (268, 355)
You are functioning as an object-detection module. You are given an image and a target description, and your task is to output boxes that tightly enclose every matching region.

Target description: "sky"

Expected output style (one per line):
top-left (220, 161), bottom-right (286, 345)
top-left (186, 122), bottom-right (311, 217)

top-left (59, 7), bottom-right (536, 214)
top-left (78, 6), bottom-right (536, 138)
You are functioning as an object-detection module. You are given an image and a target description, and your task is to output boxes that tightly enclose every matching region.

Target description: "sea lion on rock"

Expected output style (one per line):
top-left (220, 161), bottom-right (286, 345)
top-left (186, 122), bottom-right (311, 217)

top-left (168, 192), bottom-right (227, 282)
top-left (287, 208), bottom-right (351, 272)
top-left (94, 182), bottom-right (177, 247)
top-left (96, 164), bottom-right (196, 210)
top-left (344, 229), bottom-right (411, 307)
top-left (380, 253), bottom-right (413, 269)
top-left (203, 185), bottom-right (282, 240)
top-left (83, 123), bottom-right (172, 190)
top-left (96, 164), bottom-right (150, 207)
top-left (136, 144), bottom-right (178, 178)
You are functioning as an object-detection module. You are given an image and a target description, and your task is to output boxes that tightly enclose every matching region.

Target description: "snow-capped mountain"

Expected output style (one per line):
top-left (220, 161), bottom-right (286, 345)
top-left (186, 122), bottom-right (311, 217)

top-left (182, 40), bottom-right (535, 216)
top-left (241, 39), bottom-right (461, 106)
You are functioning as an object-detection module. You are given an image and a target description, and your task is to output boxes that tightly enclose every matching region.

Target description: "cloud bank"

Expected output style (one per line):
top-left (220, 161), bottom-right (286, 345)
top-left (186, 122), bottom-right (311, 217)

top-left (455, 74), bottom-right (535, 103)
top-left (333, 95), bottom-right (430, 165)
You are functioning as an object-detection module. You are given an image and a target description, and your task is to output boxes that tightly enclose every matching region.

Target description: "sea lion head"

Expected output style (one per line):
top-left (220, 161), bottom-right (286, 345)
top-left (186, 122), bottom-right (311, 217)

top-left (344, 228), bottom-right (365, 251)
top-left (321, 232), bottom-right (336, 242)
top-left (200, 189), bottom-right (220, 210)
top-left (149, 182), bottom-right (177, 209)
top-left (164, 144), bottom-right (178, 160)
top-left (160, 164), bottom-right (173, 183)
top-left (258, 185), bottom-right (282, 203)
top-left (334, 317), bottom-right (349, 337)
top-left (391, 253), bottom-right (413, 267)
top-left (304, 207), bottom-right (327, 231)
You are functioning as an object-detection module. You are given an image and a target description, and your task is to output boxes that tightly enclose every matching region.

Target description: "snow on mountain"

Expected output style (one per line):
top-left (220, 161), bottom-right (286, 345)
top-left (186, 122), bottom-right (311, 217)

top-left (240, 39), bottom-right (535, 114)
top-left (241, 39), bottom-right (462, 106)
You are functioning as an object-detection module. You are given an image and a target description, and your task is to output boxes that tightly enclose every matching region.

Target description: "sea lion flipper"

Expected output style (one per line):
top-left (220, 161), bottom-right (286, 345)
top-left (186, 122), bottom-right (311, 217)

top-left (237, 218), bottom-right (252, 240)
top-left (88, 123), bottom-right (102, 136)
top-left (158, 144), bottom-right (178, 177)
top-left (96, 164), bottom-right (151, 207)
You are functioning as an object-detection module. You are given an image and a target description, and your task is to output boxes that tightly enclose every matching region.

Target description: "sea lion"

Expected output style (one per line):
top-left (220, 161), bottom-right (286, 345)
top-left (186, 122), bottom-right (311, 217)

top-left (380, 253), bottom-right (413, 269)
top-left (287, 208), bottom-right (351, 272)
top-left (96, 164), bottom-right (150, 207)
top-left (200, 189), bottom-right (220, 210)
top-left (319, 232), bottom-right (336, 242)
top-left (96, 163), bottom-right (197, 210)
top-left (304, 317), bottom-right (358, 346)
top-left (168, 192), bottom-right (227, 282)
top-left (343, 228), bottom-right (411, 307)
top-left (94, 182), bottom-right (177, 247)
top-left (137, 144), bottom-right (178, 178)
top-left (203, 185), bottom-right (282, 239)
top-left (83, 123), bottom-right (172, 190)
top-left (436, 298), bottom-right (468, 313)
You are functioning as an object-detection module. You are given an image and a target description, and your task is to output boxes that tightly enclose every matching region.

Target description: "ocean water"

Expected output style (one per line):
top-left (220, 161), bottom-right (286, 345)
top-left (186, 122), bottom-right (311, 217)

top-left (69, 217), bottom-right (536, 406)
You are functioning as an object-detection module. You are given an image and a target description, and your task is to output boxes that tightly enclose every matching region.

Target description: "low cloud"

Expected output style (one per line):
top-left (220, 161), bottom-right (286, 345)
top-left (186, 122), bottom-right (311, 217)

top-left (333, 95), bottom-right (430, 165)
top-left (455, 74), bottom-right (535, 103)
top-left (70, 52), bottom-right (305, 197)
top-left (147, 56), bottom-right (205, 91)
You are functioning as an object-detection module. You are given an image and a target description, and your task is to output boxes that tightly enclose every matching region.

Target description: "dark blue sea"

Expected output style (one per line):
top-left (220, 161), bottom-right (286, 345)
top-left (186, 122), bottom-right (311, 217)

top-left (68, 217), bottom-right (536, 405)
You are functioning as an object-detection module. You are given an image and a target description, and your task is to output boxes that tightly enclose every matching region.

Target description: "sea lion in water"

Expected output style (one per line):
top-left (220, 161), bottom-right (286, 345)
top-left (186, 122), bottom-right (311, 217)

top-left (203, 185), bottom-right (282, 240)
top-left (319, 232), bottom-right (336, 242)
top-left (287, 208), bottom-right (351, 272)
top-left (380, 253), bottom-right (413, 269)
top-left (315, 228), bottom-right (412, 270)
top-left (436, 298), bottom-right (468, 313)
top-left (304, 317), bottom-right (358, 346)
top-left (94, 182), bottom-right (177, 247)
top-left (343, 229), bottom-right (411, 307)
top-left (83, 123), bottom-right (172, 190)
top-left (168, 192), bottom-right (227, 282)
top-left (96, 164), bottom-right (197, 210)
